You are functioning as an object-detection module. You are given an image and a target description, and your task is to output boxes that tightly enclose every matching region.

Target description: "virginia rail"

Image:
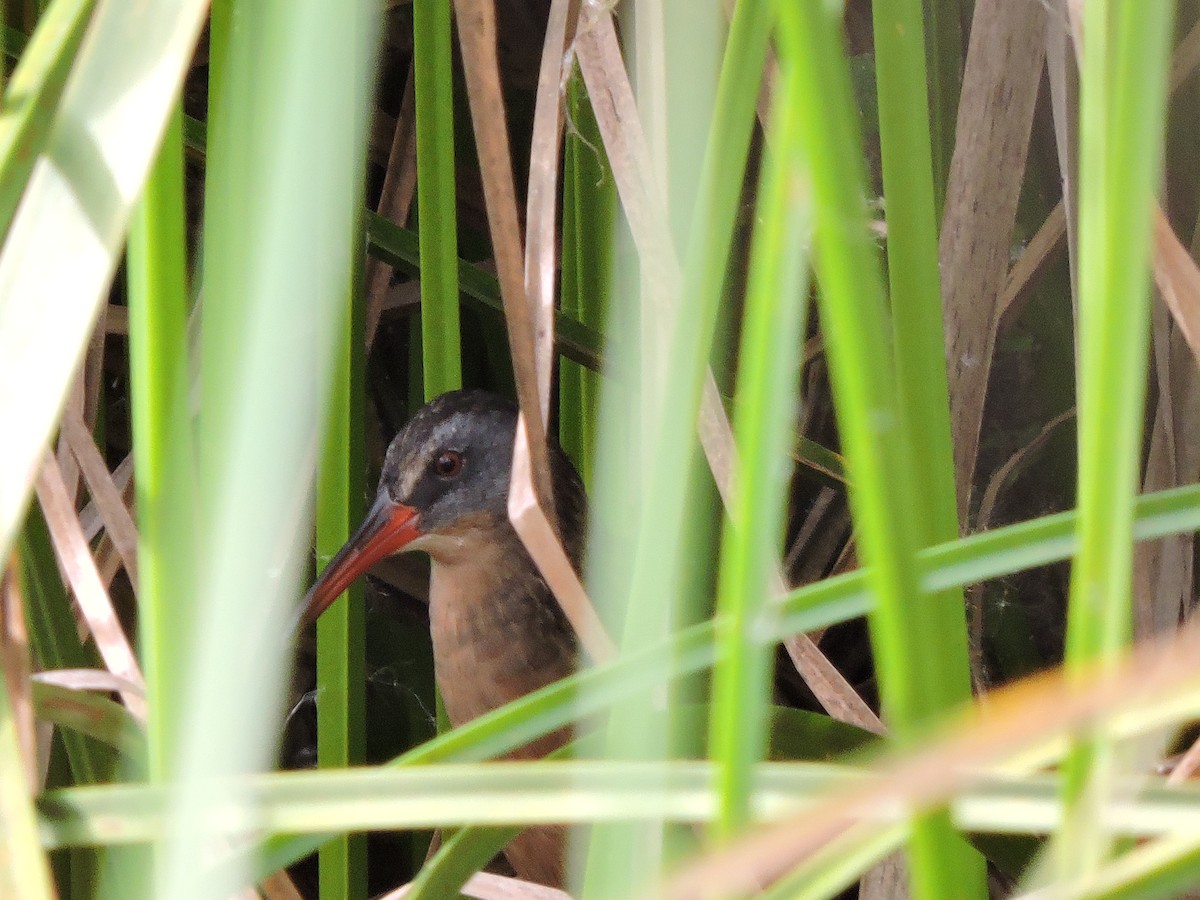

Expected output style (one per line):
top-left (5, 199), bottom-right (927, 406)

top-left (301, 390), bottom-right (585, 887)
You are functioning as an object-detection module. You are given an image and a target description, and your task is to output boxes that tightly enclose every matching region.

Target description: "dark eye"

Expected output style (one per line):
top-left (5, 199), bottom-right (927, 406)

top-left (433, 450), bottom-right (463, 478)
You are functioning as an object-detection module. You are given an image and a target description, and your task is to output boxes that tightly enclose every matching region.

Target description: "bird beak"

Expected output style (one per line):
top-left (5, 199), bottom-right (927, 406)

top-left (299, 492), bottom-right (422, 627)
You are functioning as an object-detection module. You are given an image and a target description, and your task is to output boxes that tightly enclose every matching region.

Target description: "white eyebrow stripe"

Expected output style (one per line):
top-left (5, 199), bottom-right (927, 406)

top-left (397, 449), bottom-right (424, 499)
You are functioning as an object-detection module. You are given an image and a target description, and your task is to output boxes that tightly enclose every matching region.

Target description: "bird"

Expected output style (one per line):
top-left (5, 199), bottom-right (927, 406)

top-left (300, 389), bottom-right (586, 888)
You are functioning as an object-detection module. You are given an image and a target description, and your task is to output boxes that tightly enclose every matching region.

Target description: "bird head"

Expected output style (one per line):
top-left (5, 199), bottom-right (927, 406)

top-left (300, 390), bottom-right (523, 626)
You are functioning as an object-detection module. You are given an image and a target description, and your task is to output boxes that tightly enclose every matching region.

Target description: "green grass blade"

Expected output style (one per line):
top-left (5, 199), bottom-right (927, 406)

top-left (314, 210), bottom-right (368, 900)
top-left (127, 104), bottom-right (194, 783)
top-left (413, 0), bottom-right (461, 398)
top-left (0, 0), bottom-right (95, 240)
top-left (874, 0), bottom-right (968, 568)
top-left (122, 97), bottom-right (193, 900)
top-left (873, 0), bottom-right (985, 891)
top-left (312, 15), bottom-right (373, 890)
top-left (161, 1), bottom-right (376, 897)
top-left (1058, 0), bottom-right (1175, 878)
top-left (31, 682), bottom-right (145, 761)
top-left (406, 823), bottom-right (523, 898)
top-left (40, 761), bottom-right (839, 847)
top-left (558, 69), bottom-right (614, 487)
top-left (874, 0), bottom-right (975, 710)
top-left (920, 0), bottom-right (963, 220)
top-left (411, 0), bottom-right (459, 791)
top-left (37, 765), bottom-right (1200, 851)
top-left (708, 44), bottom-right (811, 840)
top-left (779, 2), bottom-right (985, 895)
top-left (0, 0), bottom-right (208, 566)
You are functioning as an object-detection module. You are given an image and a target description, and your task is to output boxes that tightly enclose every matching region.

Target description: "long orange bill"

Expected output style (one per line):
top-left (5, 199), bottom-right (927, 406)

top-left (299, 492), bottom-right (422, 628)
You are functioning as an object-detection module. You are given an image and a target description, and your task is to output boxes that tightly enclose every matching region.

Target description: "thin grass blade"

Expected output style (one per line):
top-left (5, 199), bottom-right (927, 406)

top-left (159, 1), bottom-right (377, 897)
top-left (126, 103), bottom-right (194, 781)
top-left (413, 0), bottom-right (461, 398)
top-left (1059, 0), bottom-right (1176, 878)
top-left (708, 41), bottom-right (812, 839)
top-left (778, 2), bottom-right (986, 895)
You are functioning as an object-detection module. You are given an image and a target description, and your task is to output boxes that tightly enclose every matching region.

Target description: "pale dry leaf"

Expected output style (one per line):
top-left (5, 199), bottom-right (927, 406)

top-left (511, 416), bottom-right (615, 663)
top-left (780, 493), bottom-right (851, 649)
top-left (104, 303), bottom-right (130, 335)
top-left (1151, 209), bottom-right (1200, 366)
top-left (365, 63), bottom-right (419, 351)
top-left (1169, 14), bottom-right (1200, 93)
top-left (369, 108), bottom-right (407, 167)
top-left (84, 304), bottom-right (106, 430)
top-left (1166, 732), bottom-right (1200, 785)
top-left (859, 852), bottom-right (909, 900)
top-left (454, 0), bottom-right (610, 659)
top-left (940, 0), bottom-right (1048, 519)
top-left (95, 532), bottom-right (125, 592)
top-left (2, 560), bottom-right (38, 790)
top-left (32, 668), bottom-right (145, 700)
top-left (697, 375), bottom-right (739, 510)
top-left (1123, 199), bottom-right (1200, 657)
top-left (1063, 0), bottom-right (1084, 52)
top-left (381, 869), bottom-right (573, 899)
top-left (782, 486), bottom-right (840, 579)
top-left (661, 622), bottom-right (1200, 899)
top-left (257, 869), bottom-right (305, 900)
top-left (1134, 298), bottom-right (1200, 638)
top-left (575, 10), bottom-right (676, 304)
top-left (58, 369), bottom-right (86, 511)
top-left (631, 0), bottom-right (669, 203)
top-left (996, 202), bottom-right (1067, 331)
top-left (79, 451), bottom-right (134, 542)
top-left (454, 0), bottom-right (554, 504)
top-left (1000, 15), bottom-right (1200, 339)
top-left (1137, 299), bottom-right (1182, 636)
top-left (33, 452), bottom-right (145, 718)
top-left (524, 0), bottom-right (580, 420)
top-left (779, 631), bottom-right (883, 735)
top-left (60, 407), bottom-right (140, 593)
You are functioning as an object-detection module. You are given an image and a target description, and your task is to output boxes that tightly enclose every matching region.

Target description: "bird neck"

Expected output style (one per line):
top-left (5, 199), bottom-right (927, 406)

top-left (425, 521), bottom-right (577, 737)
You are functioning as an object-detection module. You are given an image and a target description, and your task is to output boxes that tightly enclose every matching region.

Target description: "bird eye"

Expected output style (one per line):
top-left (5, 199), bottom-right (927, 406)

top-left (433, 450), bottom-right (463, 478)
